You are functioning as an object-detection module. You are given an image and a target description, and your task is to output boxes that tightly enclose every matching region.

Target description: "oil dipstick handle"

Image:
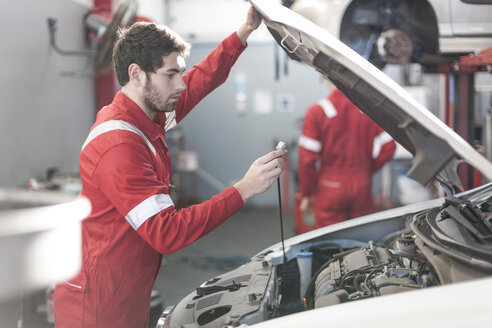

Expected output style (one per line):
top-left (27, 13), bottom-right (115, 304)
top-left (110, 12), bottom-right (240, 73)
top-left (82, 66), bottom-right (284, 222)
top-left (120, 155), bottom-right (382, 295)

top-left (276, 141), bottom-right (287, 151)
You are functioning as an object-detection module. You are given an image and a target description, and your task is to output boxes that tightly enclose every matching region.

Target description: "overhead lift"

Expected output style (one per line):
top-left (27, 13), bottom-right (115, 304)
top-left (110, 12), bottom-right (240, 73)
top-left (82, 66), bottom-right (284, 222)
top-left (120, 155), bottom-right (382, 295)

top-left (423, 46), bottom-right (492, 190)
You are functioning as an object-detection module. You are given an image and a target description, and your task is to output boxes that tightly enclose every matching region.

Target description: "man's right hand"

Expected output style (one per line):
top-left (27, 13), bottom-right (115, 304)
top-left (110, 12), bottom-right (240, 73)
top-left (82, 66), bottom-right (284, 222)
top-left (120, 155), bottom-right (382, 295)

top-left (233, 149), bottom-right (288, 202)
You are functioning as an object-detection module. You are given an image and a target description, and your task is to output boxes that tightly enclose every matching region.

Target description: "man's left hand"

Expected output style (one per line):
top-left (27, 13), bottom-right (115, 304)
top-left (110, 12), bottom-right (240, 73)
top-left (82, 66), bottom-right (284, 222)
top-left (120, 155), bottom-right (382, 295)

top-left (237, 6), bottom-right (262, 45)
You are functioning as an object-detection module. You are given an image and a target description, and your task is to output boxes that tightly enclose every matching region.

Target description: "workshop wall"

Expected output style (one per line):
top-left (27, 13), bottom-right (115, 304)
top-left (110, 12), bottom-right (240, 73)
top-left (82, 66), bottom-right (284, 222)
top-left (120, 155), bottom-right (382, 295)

top-left (0, 0), bottom-right (95, 188)
top-left (175, 40), bottom-right (327, 207)
top-left (167, 0), bottom-right (274, 42)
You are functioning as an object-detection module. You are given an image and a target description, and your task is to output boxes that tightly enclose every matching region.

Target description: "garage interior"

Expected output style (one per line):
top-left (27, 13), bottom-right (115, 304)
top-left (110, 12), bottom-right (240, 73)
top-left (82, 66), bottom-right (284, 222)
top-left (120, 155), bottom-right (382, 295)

top-left (1, 0), bottom-right (491, 327)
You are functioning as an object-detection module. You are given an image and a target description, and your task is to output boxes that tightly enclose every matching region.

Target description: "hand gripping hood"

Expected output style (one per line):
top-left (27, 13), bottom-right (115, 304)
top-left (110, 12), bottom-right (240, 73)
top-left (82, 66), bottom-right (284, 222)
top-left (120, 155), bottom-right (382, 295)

top-left (250, 0), bottom-right (492, 189)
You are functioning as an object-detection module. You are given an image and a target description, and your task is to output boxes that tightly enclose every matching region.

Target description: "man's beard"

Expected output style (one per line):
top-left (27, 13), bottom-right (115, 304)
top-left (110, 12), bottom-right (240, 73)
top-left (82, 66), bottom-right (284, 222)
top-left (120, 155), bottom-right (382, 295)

top-left (143, 80), bottom-right (176, 114)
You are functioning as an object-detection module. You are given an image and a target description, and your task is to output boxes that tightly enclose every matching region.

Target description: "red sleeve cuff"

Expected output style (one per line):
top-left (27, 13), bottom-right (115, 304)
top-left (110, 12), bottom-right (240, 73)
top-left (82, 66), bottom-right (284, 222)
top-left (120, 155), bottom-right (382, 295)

top-left (226, 32), bottom-right (248, 51)
top-left (225, 185), bottom-right (245, 211)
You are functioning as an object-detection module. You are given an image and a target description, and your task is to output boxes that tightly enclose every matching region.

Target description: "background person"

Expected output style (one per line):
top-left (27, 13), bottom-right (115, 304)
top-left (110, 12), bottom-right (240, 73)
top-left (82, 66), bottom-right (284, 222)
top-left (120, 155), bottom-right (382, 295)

top-left (298, 79), bottom-right (396, 228)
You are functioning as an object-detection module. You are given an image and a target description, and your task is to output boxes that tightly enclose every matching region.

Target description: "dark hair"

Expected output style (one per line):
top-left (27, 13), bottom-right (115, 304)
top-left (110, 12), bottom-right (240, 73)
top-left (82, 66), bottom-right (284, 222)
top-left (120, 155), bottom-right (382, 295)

top-left (112, 22), bottom-right (191, 86)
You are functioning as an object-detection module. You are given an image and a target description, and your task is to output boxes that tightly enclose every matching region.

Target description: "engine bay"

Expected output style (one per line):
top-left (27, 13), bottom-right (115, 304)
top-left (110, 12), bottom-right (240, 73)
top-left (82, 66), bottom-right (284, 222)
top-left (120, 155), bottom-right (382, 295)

top-left (164, 188), bottom-right (492, 328)
top-left (273, 232), bottom-right (440, 318)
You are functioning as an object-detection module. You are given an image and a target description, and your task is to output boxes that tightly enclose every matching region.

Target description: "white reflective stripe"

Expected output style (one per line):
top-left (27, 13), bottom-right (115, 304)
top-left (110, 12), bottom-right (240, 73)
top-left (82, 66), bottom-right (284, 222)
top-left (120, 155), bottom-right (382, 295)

top-left (63, 280), bottom-right (82, 289)
top-left (318, 98), bottom-right (337, 118)
top-left (373, 131), bottom-right (393, 159)
top-left (125, 194), bottom-right (174, 230)
top-left (299, 135), bottom-right (322, 153)
top-left (81, 120), bottom-right (156, 156)
top-left (165, 111), bottom-right (177, 131)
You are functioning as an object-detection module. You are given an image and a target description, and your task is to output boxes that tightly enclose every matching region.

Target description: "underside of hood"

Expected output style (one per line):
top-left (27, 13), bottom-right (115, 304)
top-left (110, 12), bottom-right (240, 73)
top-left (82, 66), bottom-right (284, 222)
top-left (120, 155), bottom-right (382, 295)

top-left (250, 0), bottom-right (492, 191)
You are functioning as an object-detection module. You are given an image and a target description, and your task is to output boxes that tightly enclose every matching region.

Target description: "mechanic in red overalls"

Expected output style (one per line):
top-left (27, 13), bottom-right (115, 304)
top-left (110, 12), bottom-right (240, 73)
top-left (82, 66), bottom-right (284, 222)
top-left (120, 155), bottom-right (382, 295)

top-left (298, 80), bottom-right (396, 228)
top-left (53, 7), bottom-right (287, 327)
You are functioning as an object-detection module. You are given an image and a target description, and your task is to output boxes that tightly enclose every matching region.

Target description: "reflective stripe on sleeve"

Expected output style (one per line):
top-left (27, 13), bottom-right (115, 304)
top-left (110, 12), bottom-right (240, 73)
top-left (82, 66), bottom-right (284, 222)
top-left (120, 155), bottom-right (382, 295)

top-left (165, 111), bottom-right (177, 131)
top-left (81, 120), bottom-right (156, 156)
top-left (125, 194), bottom-right (174, 230)
top-left (299, 135), bottom-right (322, 153)
top-left (318, 98), bottom-right (337, 118)
top-left (373, 131), bottom-right (393, 159)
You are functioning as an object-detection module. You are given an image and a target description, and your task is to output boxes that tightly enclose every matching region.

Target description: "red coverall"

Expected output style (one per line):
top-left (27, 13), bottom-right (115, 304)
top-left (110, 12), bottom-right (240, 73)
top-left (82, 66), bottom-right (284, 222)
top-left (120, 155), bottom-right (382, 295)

top-left (54, 33), bottom-right (246, 328)
top-left (298, 89), bottom-right (396, 228)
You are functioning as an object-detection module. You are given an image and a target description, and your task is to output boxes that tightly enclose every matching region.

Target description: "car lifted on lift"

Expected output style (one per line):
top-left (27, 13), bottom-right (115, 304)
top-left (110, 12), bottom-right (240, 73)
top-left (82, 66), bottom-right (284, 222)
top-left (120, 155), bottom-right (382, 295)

top-left (288, 0), bottom-right (492, 68)
top-left (156, 1), bottom-right (492, 327)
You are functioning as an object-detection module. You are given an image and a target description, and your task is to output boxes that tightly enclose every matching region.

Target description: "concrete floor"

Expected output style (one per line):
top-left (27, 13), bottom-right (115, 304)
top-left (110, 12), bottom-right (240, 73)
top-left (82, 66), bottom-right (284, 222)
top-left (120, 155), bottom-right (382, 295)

top-left (14, 206), bottom-right (295, 328)
top-left (153, 206), bottom-right (295, 316)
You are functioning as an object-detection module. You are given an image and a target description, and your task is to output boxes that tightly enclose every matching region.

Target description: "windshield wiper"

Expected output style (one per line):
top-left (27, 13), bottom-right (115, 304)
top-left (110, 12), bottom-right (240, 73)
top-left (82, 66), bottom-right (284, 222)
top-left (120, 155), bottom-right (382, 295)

top-left (194, 281), bottom-right (245, 298)
top-left (443, 196), bottom-right (492, 240)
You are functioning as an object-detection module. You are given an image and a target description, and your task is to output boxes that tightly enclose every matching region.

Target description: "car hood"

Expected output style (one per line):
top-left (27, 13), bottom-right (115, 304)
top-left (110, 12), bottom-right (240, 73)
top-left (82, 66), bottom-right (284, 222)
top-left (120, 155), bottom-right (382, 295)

top-left (250, 0), bottom-right (492, 189)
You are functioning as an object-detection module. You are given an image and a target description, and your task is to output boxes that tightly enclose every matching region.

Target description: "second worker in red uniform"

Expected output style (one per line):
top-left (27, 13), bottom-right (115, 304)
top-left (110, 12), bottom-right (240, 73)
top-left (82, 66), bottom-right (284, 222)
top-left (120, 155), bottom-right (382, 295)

top-left (298, 80), bottom-right (396, 228)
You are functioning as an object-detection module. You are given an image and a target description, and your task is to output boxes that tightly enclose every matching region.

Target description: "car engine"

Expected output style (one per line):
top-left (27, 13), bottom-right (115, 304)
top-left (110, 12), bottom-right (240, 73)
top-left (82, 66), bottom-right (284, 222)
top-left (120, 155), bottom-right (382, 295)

top-left (309, 238), bottom-right (437, 310)
top-left (164, 231), bottom-right (442, 328)
top-left (162, 190), bottom-right (492, 328)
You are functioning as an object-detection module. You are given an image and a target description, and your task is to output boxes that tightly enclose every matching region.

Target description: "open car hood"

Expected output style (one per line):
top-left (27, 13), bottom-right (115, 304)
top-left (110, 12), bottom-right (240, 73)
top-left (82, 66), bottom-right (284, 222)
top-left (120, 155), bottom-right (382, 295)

top-left (250, 0), bottom-right (492, 189)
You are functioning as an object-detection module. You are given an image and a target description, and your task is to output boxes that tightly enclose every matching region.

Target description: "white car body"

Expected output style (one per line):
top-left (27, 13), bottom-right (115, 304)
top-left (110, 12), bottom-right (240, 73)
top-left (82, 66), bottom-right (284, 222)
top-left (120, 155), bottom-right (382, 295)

top-left (252, 189), bottom-right (492, 328)
top-left (250, 275), bottom-right (492, 328)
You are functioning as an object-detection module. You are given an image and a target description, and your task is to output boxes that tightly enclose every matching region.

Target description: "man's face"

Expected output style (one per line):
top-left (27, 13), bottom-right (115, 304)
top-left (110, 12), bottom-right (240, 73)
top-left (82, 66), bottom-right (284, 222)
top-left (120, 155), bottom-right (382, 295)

top-left (142, 52), bottom-right (186, 115)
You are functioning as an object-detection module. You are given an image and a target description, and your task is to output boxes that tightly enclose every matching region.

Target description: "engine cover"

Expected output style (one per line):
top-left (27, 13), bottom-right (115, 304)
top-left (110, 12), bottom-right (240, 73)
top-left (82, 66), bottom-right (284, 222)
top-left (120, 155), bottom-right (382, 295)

top-left (314, 247), bottom-right (423, 308)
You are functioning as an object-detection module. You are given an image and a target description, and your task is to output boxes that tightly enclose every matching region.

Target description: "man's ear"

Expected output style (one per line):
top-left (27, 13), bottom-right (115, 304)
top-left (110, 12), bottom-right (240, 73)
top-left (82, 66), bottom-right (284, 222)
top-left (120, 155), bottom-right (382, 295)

top-left (128, 63), bottom-right (145, 87)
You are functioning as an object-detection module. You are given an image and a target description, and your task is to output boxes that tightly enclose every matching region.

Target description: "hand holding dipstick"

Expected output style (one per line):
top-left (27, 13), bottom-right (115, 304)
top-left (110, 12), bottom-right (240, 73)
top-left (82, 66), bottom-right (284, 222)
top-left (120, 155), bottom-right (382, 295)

top-left (233, 142), bottom-right (287, 202)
